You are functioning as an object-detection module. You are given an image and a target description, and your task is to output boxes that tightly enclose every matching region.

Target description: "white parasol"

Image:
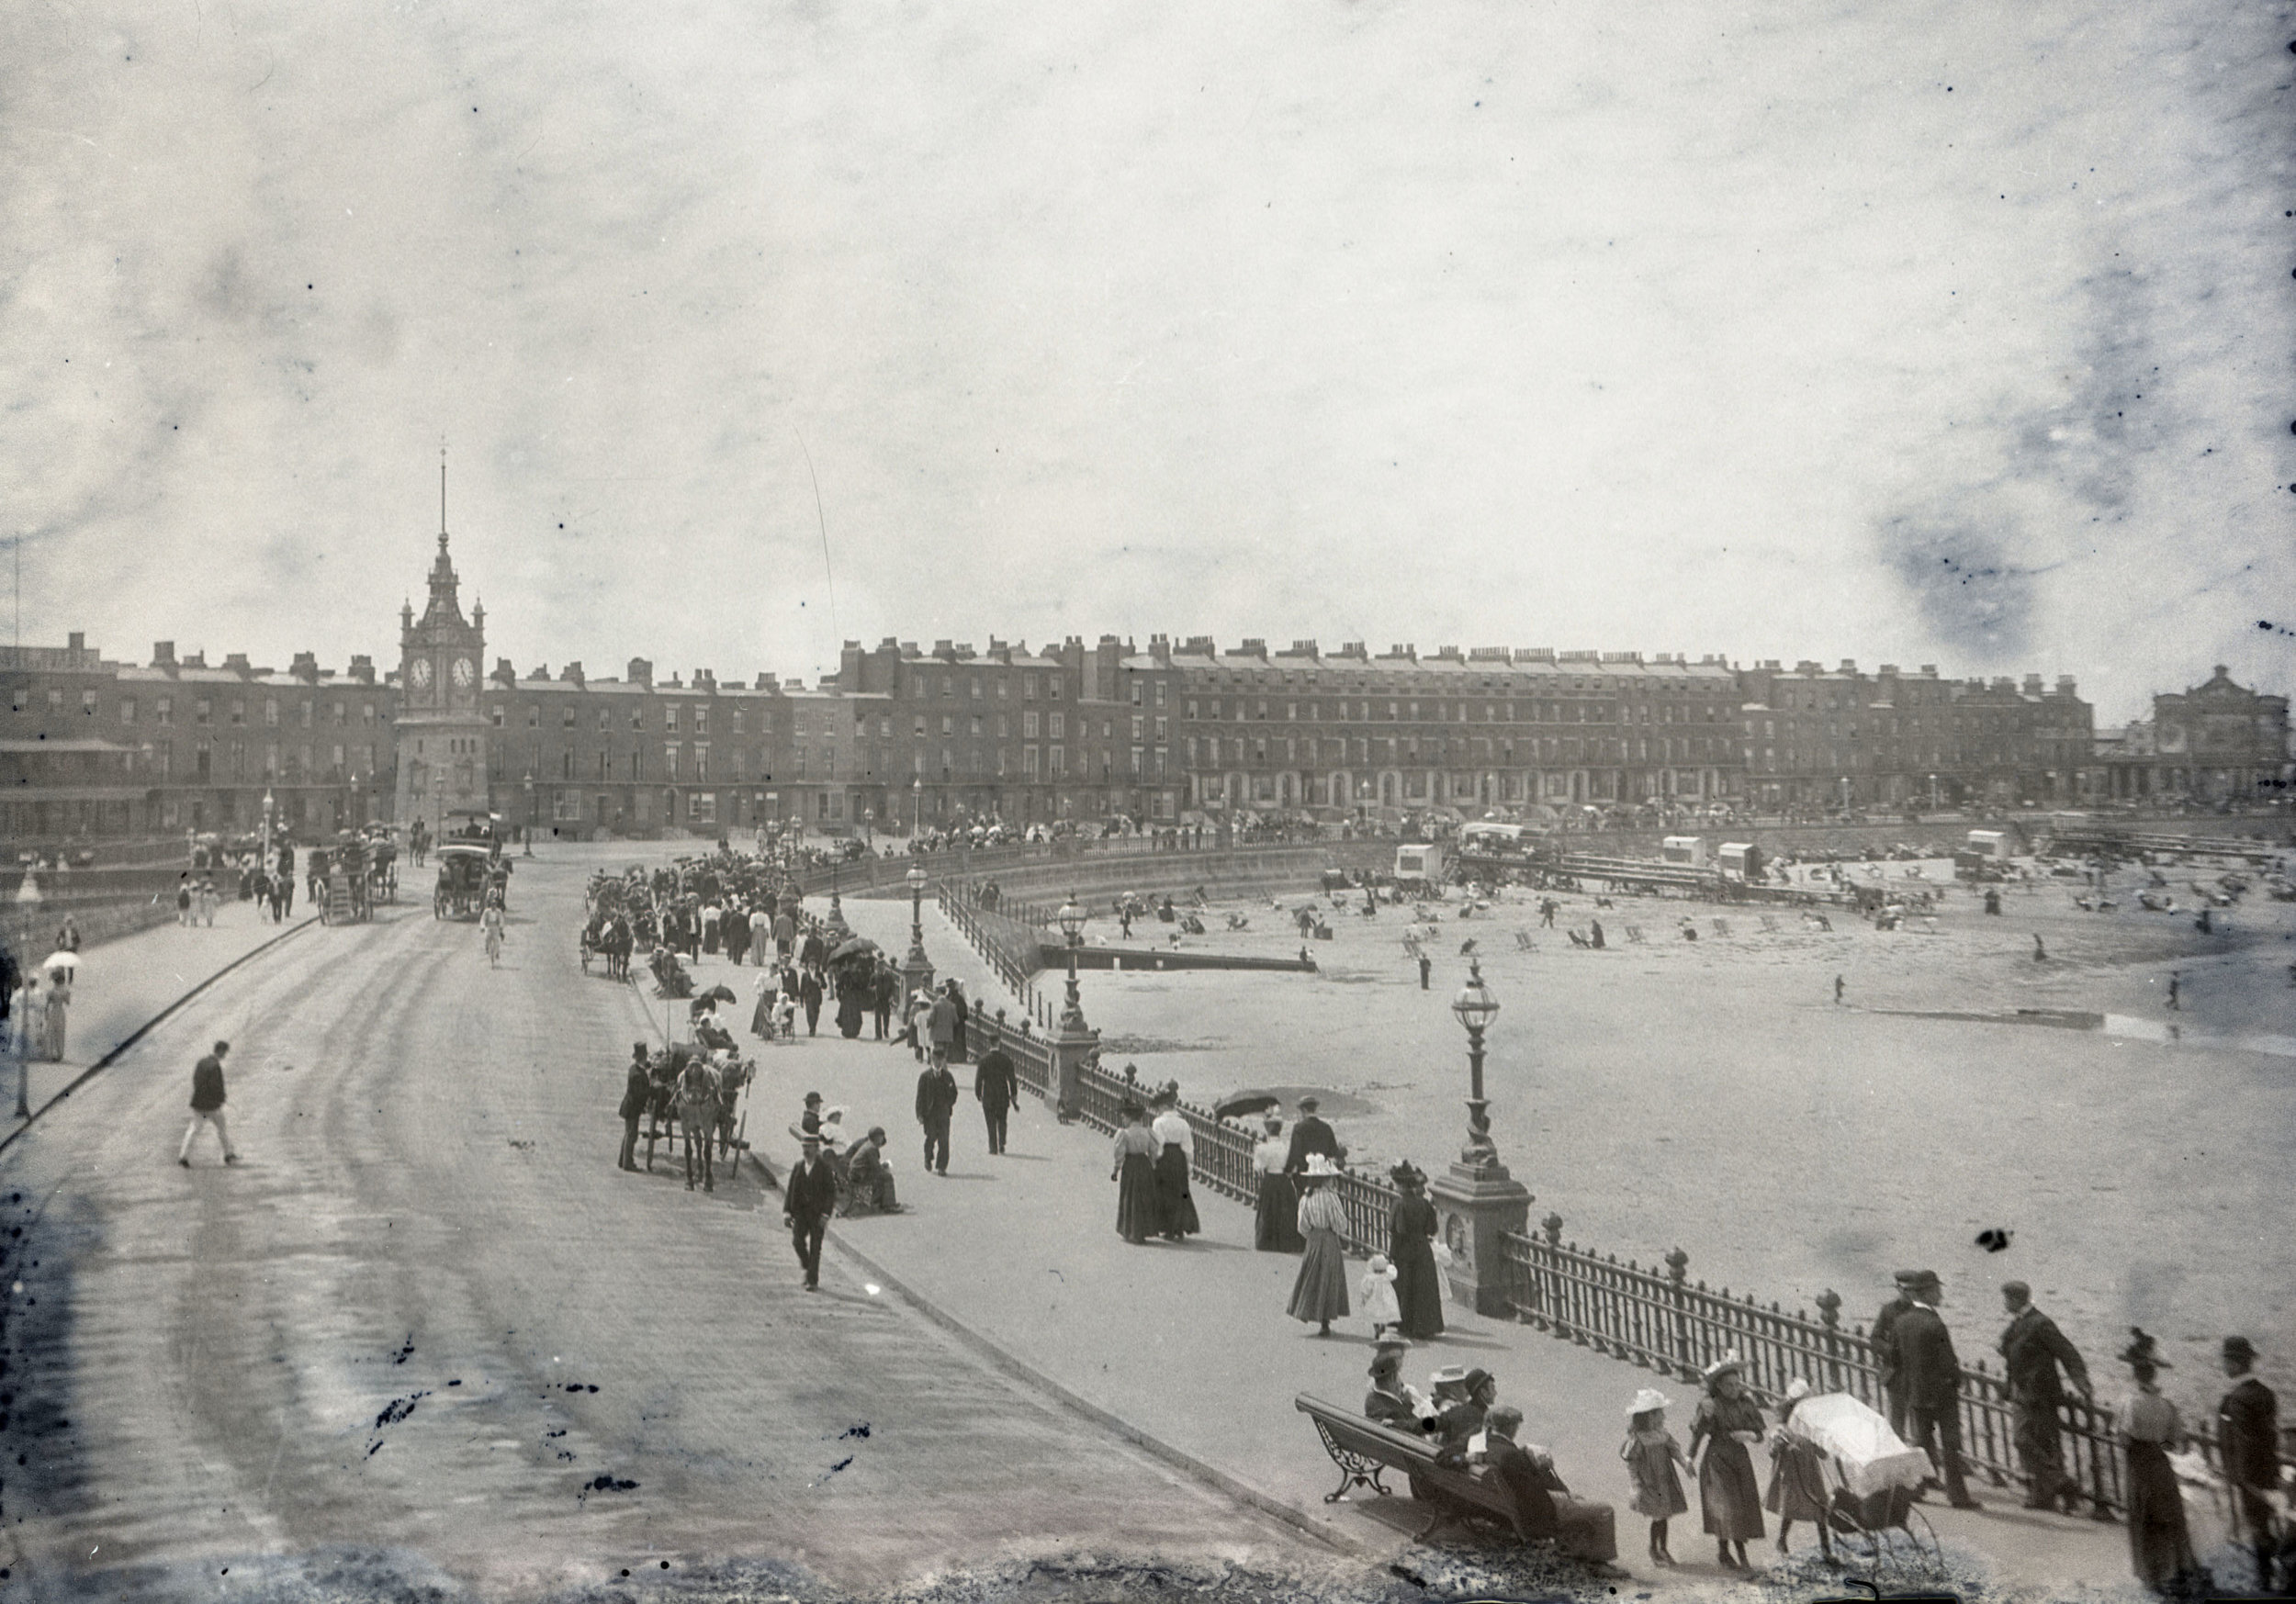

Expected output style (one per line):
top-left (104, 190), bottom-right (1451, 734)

top-left (39, 951), bottom-right (81, 976)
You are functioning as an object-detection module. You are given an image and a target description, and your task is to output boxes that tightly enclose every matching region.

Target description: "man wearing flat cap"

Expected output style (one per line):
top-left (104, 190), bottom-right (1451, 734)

top-left (783, 1134), bottom-right (838, 1291)
top-left (1895, 1271), bottom-right (1980, 1509)
top-left (2217, 1336), bottom-right (2280, 1590)
top-left (1998, 1280), bottom-right (2092, 1511)
top-left (1871, 1271), bottom-right (1920, 1438)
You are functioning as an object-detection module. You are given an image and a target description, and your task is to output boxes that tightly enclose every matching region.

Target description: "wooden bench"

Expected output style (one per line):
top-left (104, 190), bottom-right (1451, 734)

top-left (1293, 1393), bottom-right (1532, 1542)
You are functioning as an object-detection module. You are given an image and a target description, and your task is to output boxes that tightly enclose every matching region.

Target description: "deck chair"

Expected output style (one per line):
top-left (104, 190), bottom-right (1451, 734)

top-left (1514, 930), bottom-right (1537, 951)
top-left (1624, 925), bottom-right (1647, 945)
top-left (1711, 918), bottom-right (1731, 937)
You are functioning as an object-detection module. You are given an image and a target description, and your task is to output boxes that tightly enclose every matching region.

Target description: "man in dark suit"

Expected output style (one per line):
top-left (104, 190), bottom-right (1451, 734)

top-left (799, 969), bottom-right (824, 1037)
top-left (1896, 1271), bottom-right (1980, 1509)
top-left (1282, 1097), bottom-right (1345, 1176)
top-left (783, 1133), bottom-right (838, 1290)
top-left (1998, 1279), bottom-right (2092, 1510)
top-left (617, 1042), bottom-right (651, 1172)
top-left (1483, 1405), bottom-right (1620, 1566)
top-left (2217, 1336), bottom-right (2280, 1590)
top-left (915, 1057), bottom-right (958, 1175)
top-left (974, 1044), bottom-right (1019, 1155)
top-left (1871, 1270), bottom-right (1919, 1437)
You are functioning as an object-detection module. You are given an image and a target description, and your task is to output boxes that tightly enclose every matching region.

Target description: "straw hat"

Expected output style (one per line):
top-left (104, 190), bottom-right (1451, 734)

top-left (1783, 1376), bottom-right (1813, 1403)
top-left (1703, 1352), bottom-right (1746, 1386)
top-left (1365, 1255), bottom-right (1396, 1281)
top-left (1626, 1387), bottom-right (1673, 1418)
top-left (1300, 1153), bottom-right (1342, 1179)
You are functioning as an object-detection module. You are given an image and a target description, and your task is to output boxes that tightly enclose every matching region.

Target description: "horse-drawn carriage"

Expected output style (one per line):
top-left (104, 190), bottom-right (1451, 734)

top-left (433, 843), bottom-right (501, 921)
top-left (316, 834), bottom-right (375, 924)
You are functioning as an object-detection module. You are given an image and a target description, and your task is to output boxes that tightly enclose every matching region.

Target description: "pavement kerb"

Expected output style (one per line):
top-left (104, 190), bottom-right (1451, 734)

top-left (0, 914), bottom-right (321, 1160)
top-left (740, 1144), bottom-right (1366, 1559)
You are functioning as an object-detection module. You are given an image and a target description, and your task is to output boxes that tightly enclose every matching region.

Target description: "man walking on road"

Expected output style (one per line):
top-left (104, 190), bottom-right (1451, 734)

top-left (1896, 1270), bottom-right (1981, 1509)
top-left (177, 1040), bottom-right (240, 1167)
top-left (974, 1042), bottom-right (1018, 1155)
top-left (1998, 1279), bottom-right (2092, 1511)
top-left (916, 1055), bottom-right (958, 1175)
top-left (783, 1133), bottom-right (838, 1290)
top-left (617, 1042), bottom-right (650, 1172)
top-left (800, 968), bottom-right (824, 1037)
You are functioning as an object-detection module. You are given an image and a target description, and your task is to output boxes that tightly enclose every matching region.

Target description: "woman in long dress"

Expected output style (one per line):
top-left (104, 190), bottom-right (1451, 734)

top-left (1287, 1156), bottom-right (1351, 1334)
top-left (1253, 1117), bottom-right (1303, 1251)
top-left (41, 970), bottom-right (71, 1062)
top-left (1688, 1356), bottom-right (1766, 1568)
top-left (1387, 1162), bottom-right (1445, 1340)
top-left (2115, 1329), bottom-right (2200, 1595)
top-left (1147, 1093), bottom-right (1199, 1240)
top-left (1110, 1104), bottom-right (1161, 1245)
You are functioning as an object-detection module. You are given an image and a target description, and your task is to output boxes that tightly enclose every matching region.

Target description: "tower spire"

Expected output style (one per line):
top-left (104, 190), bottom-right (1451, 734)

top-left (439, 442), bottom-right (449, 552)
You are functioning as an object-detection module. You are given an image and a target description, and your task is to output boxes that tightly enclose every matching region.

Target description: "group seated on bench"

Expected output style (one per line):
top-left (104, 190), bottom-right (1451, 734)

top-left (1295, 1345), bottom-right (1619, 1570)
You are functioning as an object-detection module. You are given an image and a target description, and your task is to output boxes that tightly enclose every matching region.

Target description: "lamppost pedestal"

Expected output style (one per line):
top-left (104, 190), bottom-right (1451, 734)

top-left (1430, 1157), bottom-right (1534, 1318)
top-left (1052, 892), bottom-right (1092, 1121)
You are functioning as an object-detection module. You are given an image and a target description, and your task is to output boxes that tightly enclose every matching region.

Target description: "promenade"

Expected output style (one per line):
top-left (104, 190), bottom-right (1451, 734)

top-left (715, 893), bottom-right (2154, 1599)
top-left (4, 893), bottom-right (317, 1147)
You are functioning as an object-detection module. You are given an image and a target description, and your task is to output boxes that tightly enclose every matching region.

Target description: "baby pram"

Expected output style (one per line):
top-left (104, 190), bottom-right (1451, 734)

top-left (1783, 1392), bottom-right (1942, 1574)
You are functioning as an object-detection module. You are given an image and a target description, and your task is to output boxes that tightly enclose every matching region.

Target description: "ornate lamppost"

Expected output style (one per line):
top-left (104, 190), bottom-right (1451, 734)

top-left (1429, 953), bottom-right (1534, 1316)
top-left (523, 772), bottom-right (535, 855)
top-left (1450, 957), bottom-right (1502, 1170)
top-left (900, 860), bottom-right (934, 998)
top-left (1055, 890), bottom-right (1087, 1035)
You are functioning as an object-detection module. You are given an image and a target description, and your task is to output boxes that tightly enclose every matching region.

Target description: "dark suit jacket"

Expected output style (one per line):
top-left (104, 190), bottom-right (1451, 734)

top-left (1998, 1305), bottom-right (2088, 1402)
top-left (915, 1066), bottom-right (958, 1125)
top-left (1484, 1437), bottom-right (1562, 1540)
top-left (974, 1049), bottom-right (1019, 1109)
top-left (1283, 1116), bottom-right (1343, 1174)
top-left (618, 1061), bottom-right (651, 1120)
top-left (1894, 1304), bottom-right (1963, 1411)
top-left (784, 1157), bottom-right (838, 1225)
top-left (2218, 1375), bottom-right (2280, 1489)
top-left (1872, 1296), bottom-right (1914, 1385)
top-left (190, 1055), bottom-right (228, 1113)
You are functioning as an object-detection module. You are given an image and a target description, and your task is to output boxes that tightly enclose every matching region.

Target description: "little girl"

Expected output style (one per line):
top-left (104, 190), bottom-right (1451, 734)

top-left (1620, 1386), bottom-right (1692, 1566)
top-left (1358, 1255), bottom-right (1401, 1339)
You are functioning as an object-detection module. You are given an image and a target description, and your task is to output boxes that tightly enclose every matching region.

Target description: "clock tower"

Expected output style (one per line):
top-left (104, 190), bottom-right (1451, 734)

top-left (392, 458), bottom-right (490, 836)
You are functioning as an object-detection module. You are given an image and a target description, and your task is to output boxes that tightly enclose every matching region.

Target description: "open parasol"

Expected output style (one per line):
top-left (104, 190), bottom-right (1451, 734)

top-left (828, 936), bottom-right (880, 962)
top-left (1213, 1090), bottom-right (1282, 1121)
top-left (39, 950), bottom-right (82, 975)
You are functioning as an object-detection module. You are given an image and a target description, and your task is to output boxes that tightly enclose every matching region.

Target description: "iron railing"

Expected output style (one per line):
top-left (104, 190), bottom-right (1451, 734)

top-left (1495, 1215), bottom-right (2218, 1519)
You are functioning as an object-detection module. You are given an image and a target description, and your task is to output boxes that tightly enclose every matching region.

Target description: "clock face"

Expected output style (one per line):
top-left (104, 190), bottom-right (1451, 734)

top-left (451, 656), bottom-right (475, 688)
top-left (410, 658), bottom-right (433, 689)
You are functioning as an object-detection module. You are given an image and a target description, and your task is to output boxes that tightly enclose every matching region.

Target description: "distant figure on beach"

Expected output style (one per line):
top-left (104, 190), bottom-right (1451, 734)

top-left (1833, 974), bottom-right (1845, 1005)
top-left (2166, 971), bottom-right (2180, 1012)
top-left (2032, 934), bottom-right (2048, 962)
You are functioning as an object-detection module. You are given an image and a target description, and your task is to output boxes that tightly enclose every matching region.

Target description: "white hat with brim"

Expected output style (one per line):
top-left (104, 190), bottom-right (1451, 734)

top-left (1300, 1153), bottom-right (1342, 1179)
top-left (1626, 1387), bottom-right (1673, 1417)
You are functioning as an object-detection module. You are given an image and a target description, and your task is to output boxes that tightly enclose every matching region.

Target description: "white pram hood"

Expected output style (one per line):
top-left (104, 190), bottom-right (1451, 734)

top-left (1785, 1392), bottom-right (1932, 1499)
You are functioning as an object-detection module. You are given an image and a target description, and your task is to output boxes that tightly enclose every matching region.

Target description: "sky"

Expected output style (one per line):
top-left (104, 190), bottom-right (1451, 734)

top-left (4, 0), bottom-right (2291, 723)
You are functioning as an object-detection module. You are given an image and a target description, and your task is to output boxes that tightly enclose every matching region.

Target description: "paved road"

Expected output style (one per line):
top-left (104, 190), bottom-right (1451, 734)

top-left (0, 860), bottom-right (1311, 1597)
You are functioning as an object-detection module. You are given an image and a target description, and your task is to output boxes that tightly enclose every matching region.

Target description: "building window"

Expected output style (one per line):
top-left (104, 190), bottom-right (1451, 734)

top-left (119, 697), bottom-right (137, 724)
top-left (1049, 746), bottom-right (1064, 776)
top-left (230, 700), bottom-right (245, 725)
top-left (196, 698), bottom-right (212, 724)
top-left (491, 707), bottom-right (504, 726)
top-left (1049, 712), bottom-right (1064, 740)
top-left (664, 743), bottom-right (681, 780)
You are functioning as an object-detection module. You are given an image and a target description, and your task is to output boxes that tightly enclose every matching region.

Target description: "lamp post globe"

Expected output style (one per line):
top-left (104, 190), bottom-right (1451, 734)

top-left (900, 860), bottom-right (933, 997)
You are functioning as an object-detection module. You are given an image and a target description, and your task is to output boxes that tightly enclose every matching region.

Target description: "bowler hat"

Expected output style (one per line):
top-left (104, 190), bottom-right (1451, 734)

top-left (2223, 1335), bottom-right (2258, 1364)
top-left (804, 1091), bottom-right (823, 1105)
top-left (2119, 1327), bottom-right (2170, 1369)
top-left (2000, 1280), bottom-right (2031, 1301)
top-left (1297, 1096), bottom-right (1320, 1113)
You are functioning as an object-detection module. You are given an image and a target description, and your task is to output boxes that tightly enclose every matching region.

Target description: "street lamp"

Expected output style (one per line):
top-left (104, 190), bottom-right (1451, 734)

top-left (1055, 890), bottom-right (1088, 1034)
top-left (900, 859), bottom-right (934, 998)
top-left (1450, 957), bottom-right (1502, 1172)
top-left (912, 776), bottom-right (923, 837)
top-left (523, 772), bottom-right (535, 855)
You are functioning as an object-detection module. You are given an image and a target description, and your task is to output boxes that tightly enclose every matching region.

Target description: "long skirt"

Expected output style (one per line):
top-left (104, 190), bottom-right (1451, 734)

top-left (1391, 1234), bottom-right (1446, 1339)
top-left (1115, 1152), bottom-right (1160, 1243)
top-left (1288, 1226), bottom-right (1350, 1326)
top-left (1254, 1172), bottom-right (1304, 1251)
top-left (1764, 1439), bottom-right (1829, 1523)
top-left (2124, 1440), bottom-right (2199, 1594)
top-left (43, 1001), bottom-right (66, 1062)
top-left (837, 993), bottom-right (864, 1039)
top-left (1154, 1144), bottom-right (1199, 1238)
top-left (750, 996), bottom-right (774, 1038)
top-left (1699, 1437), bottom-right (1766, 1542)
